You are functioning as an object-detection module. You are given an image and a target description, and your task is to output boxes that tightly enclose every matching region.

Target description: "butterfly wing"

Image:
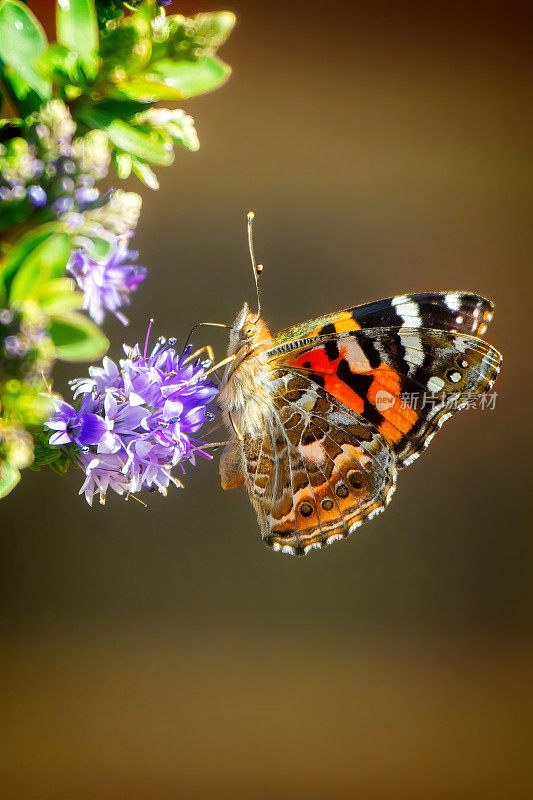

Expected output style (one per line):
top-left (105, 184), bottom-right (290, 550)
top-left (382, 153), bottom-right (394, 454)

top-left (221, 293), bottom-right (501, 555)
top-left (240, 371), bottom-right (397, 555)
top-left (273, 292), bottom-right (494, 346)
top-left (268, 326), bottom-right (502, 467)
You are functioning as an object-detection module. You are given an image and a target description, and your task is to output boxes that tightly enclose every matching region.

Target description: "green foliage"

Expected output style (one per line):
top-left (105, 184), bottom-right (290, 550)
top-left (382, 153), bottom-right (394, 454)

top-left (0, 0), bottom-right (234, 186)
top-left (48, 311), bottom-right (109, 362)
top-left (1, 372), bottom-right (51, 426)
top-left (56, 0), bottom-right (100, 82)
top-left (76, 105), bottom-right (174, 165)
top-left (85, 3), bottom-right (233, 181)
top-left (99, 7), bottom-right (152, 80)
top-left (0, 225), bottom-right (64, 301)
top-left (35, 43), bottom-right (86, 87)
top-left (9, 233), bottom-right (72, 304)
top-left (95, 0), bottom-right (127, 30)
top-left (36, 278), bottom-right (84, 316)
top-left (0, 0), bottom-right (235, 498)
top-left (152, 10), bottom-right (235, 62)
top-left (0, 0), bottom-right (51, 107)
top-left (31, 424), bottom-right (73, 473)
top-left (0, 459), bottom-right (20, 497)
top-left (148, 55), bottom-right (230, 99)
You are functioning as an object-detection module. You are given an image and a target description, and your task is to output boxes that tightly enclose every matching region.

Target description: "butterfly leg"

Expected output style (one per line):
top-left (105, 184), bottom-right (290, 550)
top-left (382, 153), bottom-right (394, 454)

top-left (181, 344), bottom-right (228, 382)
top-left (182, 345), bottom-right (215, 366)
top-left (196, 439), bottom-right (239, 451)
top-left (200, 354), bottom-right (236, 381)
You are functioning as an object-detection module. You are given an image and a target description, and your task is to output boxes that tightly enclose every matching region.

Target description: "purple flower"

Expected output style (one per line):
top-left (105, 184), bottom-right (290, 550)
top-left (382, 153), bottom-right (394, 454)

top-left (50, 323), bottom-right (218, 505)
top-left (27, 185), bottom-right (47, 207)
top-left (67, 237), bottom-right (146, 325)
top-left (52, 196), bottom-right (75, 215)
top-left (77, 452), bottom-right (131, 505)
top-left (70, 355), bottom-right (122, 399)
top-left (45, 396), bottom-right (107, 449)
top-left (98, 394), bottom-right (150, 454)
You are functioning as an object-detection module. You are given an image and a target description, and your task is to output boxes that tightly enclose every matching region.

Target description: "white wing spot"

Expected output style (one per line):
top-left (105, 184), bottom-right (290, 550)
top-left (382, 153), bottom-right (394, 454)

top-left (400, 333), bottom-right (424, 365)
top-left (445, 293), bottom-right (461, 311)
top-left (427, 376), bottom-right (445, 392)
top-left (392, 296), bottom-right (423, 328)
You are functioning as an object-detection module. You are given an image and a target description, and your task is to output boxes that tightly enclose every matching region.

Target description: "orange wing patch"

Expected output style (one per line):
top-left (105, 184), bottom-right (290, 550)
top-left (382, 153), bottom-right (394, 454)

top-left (367, 366), bottom-right (419, 443)
top-left (306, 314), bottom-right (362, 338)
top-left (285, 345), bottom-right (419, 446)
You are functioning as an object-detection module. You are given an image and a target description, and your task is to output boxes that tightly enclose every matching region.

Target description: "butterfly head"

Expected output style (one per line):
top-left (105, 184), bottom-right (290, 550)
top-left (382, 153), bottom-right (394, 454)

top-left (227, 301), bottom-right (271, 356)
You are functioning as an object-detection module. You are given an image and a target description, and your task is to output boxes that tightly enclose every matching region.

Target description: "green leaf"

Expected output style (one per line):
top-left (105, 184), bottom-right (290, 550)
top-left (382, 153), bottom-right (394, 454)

top-left (49, 312), bottom-right (109, 361)
top-left (0, 63), bottom-right (42, 115)
top-left (149, 56), bottom-right (231, 99)
top-left (129, 0), bottom-right (155, 28)
top-left (108, 76), bottom-right (184, 102)
top-left (49, 459), bottom-right (70, 475)
top-left (0, 224), bottom-right (62, 293)
top-left (76, 105), bottom-right (173, 165)
top-left (0, 0), bottom-right (51, 99)
top-left (90, 97), bottom-right (148, 120)
top-left (37, 278), bottom-right (84, 315)
top-left (95, 0), bottom-right (125, 29)
top-left (74, 232), bottom-right (112, 261)
top-left (131, 157), bottom-right (159, 190)
top-left (193, 11), bottom-right (236, 51)
top-left (56, 0), bottom-right (99, 82)
top-left (9, 233), bottom-right (72, 304)
top-left (32, 443), bottom-right (60, 467)
top-left (113, 150), bottom-right (132, 179)
top-left (0, 461), bottom-right (21, 499)
top-left (99, 12), bottom-right (151, 78)
top-left (36, 43), bottom-right (82, 85)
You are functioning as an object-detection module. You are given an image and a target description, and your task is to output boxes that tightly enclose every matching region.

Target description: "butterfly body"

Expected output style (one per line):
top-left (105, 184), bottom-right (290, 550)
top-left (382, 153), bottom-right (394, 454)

top-left (218, 291), bottom-right (501, 556)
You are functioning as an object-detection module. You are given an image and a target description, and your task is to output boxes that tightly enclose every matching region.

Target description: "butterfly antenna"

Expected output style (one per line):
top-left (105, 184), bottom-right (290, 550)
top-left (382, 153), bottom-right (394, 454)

top-left (247, 211), bottom-right (263, 321)
top-left (181, 321), bottom-right (229, 356)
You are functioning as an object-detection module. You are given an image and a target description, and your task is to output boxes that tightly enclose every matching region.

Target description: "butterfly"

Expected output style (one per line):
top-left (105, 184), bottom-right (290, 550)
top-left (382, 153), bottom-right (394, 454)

top-left (216, 214), bottom-right (502, 556)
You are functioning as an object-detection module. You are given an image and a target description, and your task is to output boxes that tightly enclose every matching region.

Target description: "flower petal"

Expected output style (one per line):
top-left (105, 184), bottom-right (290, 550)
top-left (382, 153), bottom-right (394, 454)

top-left (78, 413), bottom-right (108, 445)
top-left (49, 431), bottom-right (72, 446)
top-left (45, 417), bottom-right (68, 431)
top-left (163, 399), bottom-right (184, 421)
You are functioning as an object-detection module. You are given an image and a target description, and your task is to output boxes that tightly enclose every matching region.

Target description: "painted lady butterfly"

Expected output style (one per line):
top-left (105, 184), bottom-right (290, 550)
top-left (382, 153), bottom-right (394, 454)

top-left (217, 215), bottom-right (502, 555)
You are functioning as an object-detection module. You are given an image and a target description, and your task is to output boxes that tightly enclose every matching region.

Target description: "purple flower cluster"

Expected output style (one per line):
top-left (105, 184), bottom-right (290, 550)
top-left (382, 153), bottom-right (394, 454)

top-left (67, 237), bottom-right (146, 325)
top-left (0, 102), bottom-right (110, 232)
top-left (45, 327), bottom-right (218, 505)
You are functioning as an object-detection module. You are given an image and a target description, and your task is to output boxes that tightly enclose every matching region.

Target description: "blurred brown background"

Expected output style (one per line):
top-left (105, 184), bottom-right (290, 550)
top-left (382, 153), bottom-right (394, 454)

top-left (2, 1), bottom-right (532, 797)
